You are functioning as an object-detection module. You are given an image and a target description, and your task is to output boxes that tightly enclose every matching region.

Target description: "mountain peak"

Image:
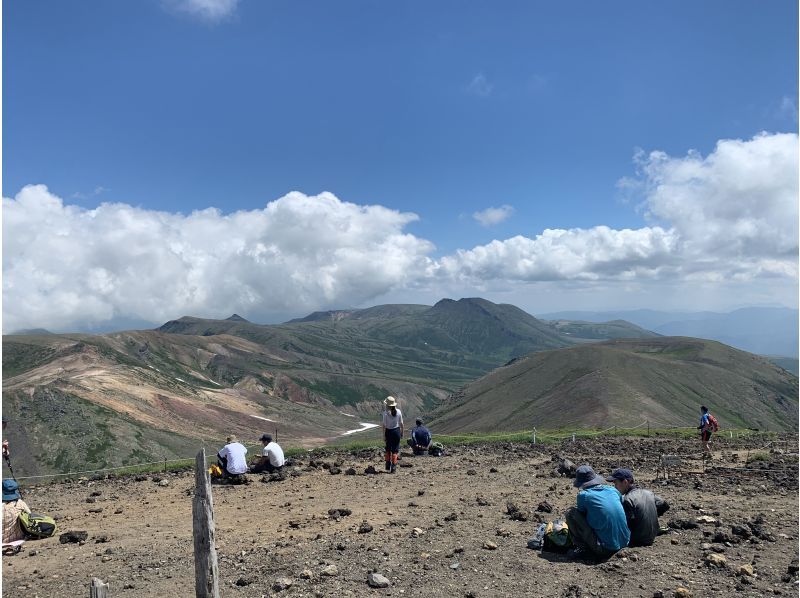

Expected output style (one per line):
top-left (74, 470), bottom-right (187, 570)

top-left (226, 314), bottom-right (249, 322)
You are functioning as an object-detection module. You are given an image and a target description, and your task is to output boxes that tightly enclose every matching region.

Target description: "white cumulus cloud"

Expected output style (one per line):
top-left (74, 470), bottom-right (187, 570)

top-left (2, 188), bottom-right (434, 332)
top-left (437, 132), bottom-right (798, 286)
top-left (473, 205), bottom-right (514, 227)
top-left (3, 133), bottom-right (796, 332)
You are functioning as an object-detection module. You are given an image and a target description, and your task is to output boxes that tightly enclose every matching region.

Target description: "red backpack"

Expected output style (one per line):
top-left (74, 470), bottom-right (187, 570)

top-left (707, 414), bottom-right (720, 432)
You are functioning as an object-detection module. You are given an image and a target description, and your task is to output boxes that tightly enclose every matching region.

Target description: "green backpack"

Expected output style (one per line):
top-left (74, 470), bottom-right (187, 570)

top-left (18, 512), bottom-right (58, 539)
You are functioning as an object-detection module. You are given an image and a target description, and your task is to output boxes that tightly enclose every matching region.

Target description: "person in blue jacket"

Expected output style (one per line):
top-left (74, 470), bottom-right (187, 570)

top-left (407, 419), bottom-right (432, 455)
top-left (564, 464), bottom-right (630, 560)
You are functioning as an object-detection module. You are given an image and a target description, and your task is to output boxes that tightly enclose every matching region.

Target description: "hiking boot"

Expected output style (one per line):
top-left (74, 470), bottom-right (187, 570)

top-left (390, 464), bottom-right (397, 474)
top-left (385, 461), bottom-right (391, 471)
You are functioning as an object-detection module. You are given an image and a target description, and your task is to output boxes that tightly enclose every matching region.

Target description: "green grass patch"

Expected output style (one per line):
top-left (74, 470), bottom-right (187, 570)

top-left (746, 452), bottom-right (770, 463)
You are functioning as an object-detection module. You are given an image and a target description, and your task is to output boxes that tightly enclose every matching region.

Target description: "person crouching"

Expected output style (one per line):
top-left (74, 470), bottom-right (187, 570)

top-left (251, 434), bottom-right (285, 474)
top-left (217, 435), bottom-right (248, 477)
top-left (564, 465), bottom-right (630, 560)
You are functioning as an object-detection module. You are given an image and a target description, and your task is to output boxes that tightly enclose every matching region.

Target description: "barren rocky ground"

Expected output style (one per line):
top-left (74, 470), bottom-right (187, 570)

top-left (3, 435), bottom-right (798, 597)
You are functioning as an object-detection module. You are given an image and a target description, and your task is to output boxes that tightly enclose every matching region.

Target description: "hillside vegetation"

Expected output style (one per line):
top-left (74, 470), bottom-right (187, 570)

top-left (430, 337), bottom-right (799, 433)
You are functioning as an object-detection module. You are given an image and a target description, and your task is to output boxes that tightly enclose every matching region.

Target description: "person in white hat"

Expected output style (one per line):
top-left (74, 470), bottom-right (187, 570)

top-left (381, 396), bottom-right (404, 473)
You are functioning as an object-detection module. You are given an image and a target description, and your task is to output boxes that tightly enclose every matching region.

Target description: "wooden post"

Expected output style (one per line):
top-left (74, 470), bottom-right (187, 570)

top-left (164, 456), bottom-right (167, 473)
top-left (90, 578), bottom-right (109, 597)
top-left (647, 421), bottom-right (650, 437)
top-left (532, 427), bottom-right (536, 445)
top-left (193, 449), bottom-right (220, 598)
top-left (275, 428), bottom-right (278, 443)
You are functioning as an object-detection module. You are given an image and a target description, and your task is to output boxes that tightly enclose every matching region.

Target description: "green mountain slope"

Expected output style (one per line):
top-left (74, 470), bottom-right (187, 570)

top-left (430, 337), bottom-right (799, 433)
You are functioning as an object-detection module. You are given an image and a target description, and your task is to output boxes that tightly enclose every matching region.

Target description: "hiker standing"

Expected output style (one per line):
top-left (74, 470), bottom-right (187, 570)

top-left (698, 405), bottom-right (718, 458)
top-left (606, 468), bottom-right (669, 546)
top-left (382, 396), bottom-right (404, 473)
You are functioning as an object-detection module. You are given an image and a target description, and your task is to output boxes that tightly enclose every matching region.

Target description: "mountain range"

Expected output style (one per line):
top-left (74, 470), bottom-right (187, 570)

top-left (3, 298), bottom-right (797, 476)
top-left (538, 307), bottom-right (799, 357)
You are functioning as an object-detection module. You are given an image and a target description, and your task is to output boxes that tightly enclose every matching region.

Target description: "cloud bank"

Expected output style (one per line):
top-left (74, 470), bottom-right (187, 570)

top-left (3, 133), bottom-right (796, 332)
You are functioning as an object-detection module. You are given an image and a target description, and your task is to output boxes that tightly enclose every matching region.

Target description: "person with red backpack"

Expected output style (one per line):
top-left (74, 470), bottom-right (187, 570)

top-left (698, 405), bottom-right (719, 458)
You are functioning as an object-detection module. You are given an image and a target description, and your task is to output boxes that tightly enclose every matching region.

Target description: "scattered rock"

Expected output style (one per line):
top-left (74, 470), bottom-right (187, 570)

top-left (536, 501), bottom-right (553, 513)
top-left (235, 577), bottom-right (254, 587)
top-left (444, 512), bottom-right (458, 522)
top-left (731, 524), bottom-right (751, 538)
top-left (272, 577), bottom-right (293, 591)
top-left (482, 540), bottom-right (497, 550)
top-left (158, 479), bottom-right (169, 487)
top-left (320, 564), bottom-right (338, 577)
top-left (59, 531), bottom-right (88, 544)
top-left (695, 515), bottom-right (716, 524)
top-left (300, 569), bottom-right (313, 579)
top-left (358, 521), bottom-right (373, 534)
top-left (705, 553), bottom-right (727, 568)
top-left (466, 469), bottom-right (477, 476)
top-left (344, 468), bottom-right (356, 476)
top-left (412, 527), bottom-right (425, 537)
top-left (489, 467), bottom-right (498, 473)
top-left (496, 528), bottom-right (511, 537)
top-left (506, 502), bottom-right (528, 521)
top-left (673, 589), bottom-right (691, 598)
top-left (85, 497), bottom-right (96, 504)
top-left (367, 573), bottom-right (390, 588)
top-left (328, 508), bottom-right (352, 519)
top-left (329, 467), bottom-right (341, 475)
top-left (476, 496), bottom-right (490, 506)
top-left (668, 519), bottom-right (698, 530)
top-left (450, 562), bottom-right (460, 570)
top-left (737, 564), bottom-right (755, 577)
top-left (365, 465), bottom-right (378, 475)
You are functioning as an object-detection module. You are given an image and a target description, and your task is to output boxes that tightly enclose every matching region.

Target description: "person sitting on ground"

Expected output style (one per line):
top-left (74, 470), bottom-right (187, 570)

top-left (564, 464), bottom-right (630, 560)
top-left (606, 468), bottom-right (669, 547)
top-left (217, 435), bottom-right (248, 477)
top-left (2, 479), bottom-right (30, 544)
top-left (407, 418), bottom-right (432, 455)
top-left (250, 434), bottom-right (285, 474)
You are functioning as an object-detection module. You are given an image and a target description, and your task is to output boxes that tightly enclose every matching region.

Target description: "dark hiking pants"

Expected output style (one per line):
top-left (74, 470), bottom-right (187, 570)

top-left (565, 507), bottom-right (617, 559)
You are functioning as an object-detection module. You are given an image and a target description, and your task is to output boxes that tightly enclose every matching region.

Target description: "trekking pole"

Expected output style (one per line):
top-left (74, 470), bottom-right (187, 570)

top-left (4, 453), bottom-right (18, 482)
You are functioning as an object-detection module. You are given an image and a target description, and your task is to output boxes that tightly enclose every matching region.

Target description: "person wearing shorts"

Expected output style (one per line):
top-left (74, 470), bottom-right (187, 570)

top-left (698, 405), bottom-right (713, 457)
top-left (381, 396), bottom-right (404, 473)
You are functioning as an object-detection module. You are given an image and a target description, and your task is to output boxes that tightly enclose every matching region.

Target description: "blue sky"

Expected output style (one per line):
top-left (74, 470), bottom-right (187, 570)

top-left (3, 0), bottom-right (798, 332)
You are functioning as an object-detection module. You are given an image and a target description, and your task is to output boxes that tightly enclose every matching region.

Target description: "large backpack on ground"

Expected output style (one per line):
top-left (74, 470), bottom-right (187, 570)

top-left (18, 512), bottom-right (57, 539)
top-left (428, 442), bottom-right (445, 457)
top-left (542, 518), bottom-right (572, 552)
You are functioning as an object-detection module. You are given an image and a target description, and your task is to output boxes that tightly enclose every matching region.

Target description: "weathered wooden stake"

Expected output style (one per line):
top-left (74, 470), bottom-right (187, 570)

top-left (532, 427), bottom-right (536, 445)
top-left (90, 577), bottom-right (109, 597)
top-left (193, 449), bottom-right (220, 598)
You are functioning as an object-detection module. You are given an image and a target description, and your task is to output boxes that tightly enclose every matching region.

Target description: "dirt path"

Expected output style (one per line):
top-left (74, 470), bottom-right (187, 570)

top-left (3, 436), bottom-right (798, 597)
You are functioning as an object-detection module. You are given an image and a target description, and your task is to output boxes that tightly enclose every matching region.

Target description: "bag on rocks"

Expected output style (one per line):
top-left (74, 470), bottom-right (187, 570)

top-left (19, 512), bottom-right (58, 539)
top-left (542, 518), bottom-right (572, 552)
top-left (428, 442), bottom-right (445, 457)
top-left (527, 523), bottom-right (547, 549)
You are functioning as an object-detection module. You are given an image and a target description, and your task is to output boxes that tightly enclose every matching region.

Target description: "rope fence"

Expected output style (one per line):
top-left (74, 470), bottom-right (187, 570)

top-left (7, 423), bottom-right (795, 482)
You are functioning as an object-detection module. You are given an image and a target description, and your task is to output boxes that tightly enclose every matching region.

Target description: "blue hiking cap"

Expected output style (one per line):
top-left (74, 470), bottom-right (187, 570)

top-left (2, 478), bottom-right (20, 501)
